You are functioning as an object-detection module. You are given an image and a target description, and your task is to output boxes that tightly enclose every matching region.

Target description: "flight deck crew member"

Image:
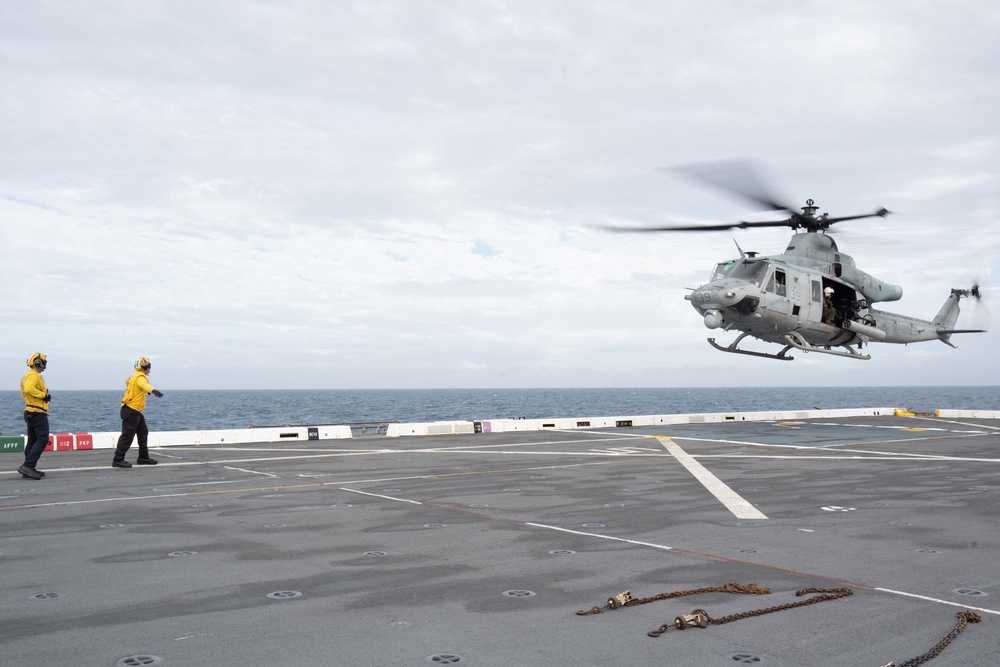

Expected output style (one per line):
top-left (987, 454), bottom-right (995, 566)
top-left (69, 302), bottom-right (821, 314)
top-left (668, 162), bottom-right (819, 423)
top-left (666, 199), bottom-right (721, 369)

top-left (822, 287), bottom-right (837, 326)
top-left (112, 357), bottom-right (163, 468)
top-left (19, 353), bottom-right (51, 480)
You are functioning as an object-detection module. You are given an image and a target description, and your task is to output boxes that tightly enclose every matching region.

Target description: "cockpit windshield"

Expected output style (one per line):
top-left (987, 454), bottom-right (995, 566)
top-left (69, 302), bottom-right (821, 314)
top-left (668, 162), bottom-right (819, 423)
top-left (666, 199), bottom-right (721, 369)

top-left (728, 260), bottom-right (769, 286)
top-left (711, 260), bottom-right (737, 282)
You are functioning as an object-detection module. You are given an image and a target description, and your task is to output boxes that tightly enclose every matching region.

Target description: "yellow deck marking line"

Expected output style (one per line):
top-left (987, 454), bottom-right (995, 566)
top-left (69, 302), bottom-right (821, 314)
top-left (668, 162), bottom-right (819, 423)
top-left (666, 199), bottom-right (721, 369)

top-left (656, 437), bottom-right (768, 520)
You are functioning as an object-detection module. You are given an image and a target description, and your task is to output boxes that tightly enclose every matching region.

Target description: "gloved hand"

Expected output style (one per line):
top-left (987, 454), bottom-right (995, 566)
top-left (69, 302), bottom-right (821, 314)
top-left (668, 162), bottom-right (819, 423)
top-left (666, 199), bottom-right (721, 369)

top-left (152, 389), bottom-right (164, 398)
top-left (43, 393), bottom-right (51, 402)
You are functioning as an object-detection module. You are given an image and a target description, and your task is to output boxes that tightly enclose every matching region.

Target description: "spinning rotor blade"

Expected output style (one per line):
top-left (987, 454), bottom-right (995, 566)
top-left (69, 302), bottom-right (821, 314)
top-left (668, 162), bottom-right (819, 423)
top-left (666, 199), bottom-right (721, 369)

top-left (607, 219), bottom-right (793, 233)
top-left (821, 208), bottom-right (891, 225)
top-left (605, 159), bottom-right (894, 235)
top-left (666, 159), bottom-right (799, 214)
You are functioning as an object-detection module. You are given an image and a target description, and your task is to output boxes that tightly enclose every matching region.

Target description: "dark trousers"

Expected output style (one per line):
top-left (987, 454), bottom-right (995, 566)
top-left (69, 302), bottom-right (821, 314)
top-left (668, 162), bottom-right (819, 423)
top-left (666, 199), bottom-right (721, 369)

top-left (114, 406), bottom-right (149, 461)
top-left (23, 410), bottom-right (49, 469)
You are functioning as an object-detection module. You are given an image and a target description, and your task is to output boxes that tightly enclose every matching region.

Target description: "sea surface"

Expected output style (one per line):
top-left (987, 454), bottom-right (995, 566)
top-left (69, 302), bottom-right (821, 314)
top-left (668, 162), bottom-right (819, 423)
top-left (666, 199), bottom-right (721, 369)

top-left (1, 386), bottom-right (998, 435)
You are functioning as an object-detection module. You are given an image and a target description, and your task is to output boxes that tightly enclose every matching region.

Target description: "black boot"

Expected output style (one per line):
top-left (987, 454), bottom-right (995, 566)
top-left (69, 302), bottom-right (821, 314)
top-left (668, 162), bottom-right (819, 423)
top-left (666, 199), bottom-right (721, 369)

top-left (17, 464), bottom-right (42, 480)
top-left (112, 459), bottom-right (132, 468)
top-left (136, 456), bottom-right (158, 465)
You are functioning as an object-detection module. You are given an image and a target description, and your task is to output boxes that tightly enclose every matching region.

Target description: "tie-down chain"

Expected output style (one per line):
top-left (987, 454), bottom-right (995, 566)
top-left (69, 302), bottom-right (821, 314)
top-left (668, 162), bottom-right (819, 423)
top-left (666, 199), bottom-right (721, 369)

top-left (576, 583), bottom-right (982, 665)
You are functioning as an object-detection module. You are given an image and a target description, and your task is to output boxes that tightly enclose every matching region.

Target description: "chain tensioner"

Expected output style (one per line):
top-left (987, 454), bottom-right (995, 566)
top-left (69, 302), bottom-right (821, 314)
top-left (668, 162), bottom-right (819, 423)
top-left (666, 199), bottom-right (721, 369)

top-left (647, 586), bottom-right (854, 637)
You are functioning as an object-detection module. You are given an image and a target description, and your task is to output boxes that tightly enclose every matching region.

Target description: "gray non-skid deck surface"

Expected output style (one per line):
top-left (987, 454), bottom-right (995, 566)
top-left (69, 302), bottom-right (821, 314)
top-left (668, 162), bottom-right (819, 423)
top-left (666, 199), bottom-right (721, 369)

top-left (2, 415), bottom-right (999, 666)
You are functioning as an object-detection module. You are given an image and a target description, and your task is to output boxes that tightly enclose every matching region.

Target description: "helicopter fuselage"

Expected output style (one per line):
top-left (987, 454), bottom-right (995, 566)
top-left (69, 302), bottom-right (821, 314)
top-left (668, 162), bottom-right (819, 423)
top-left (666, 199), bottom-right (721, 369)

top-left (684, 231), bottom-right (978, 360)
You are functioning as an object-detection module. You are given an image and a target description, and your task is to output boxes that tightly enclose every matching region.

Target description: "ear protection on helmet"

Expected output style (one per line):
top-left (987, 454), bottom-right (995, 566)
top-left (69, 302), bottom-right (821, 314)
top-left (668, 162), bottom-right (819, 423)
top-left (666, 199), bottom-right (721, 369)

top-left (27, 353), bottom-right (47, 369)
top-left (135, 357), bottom-right (152, 371)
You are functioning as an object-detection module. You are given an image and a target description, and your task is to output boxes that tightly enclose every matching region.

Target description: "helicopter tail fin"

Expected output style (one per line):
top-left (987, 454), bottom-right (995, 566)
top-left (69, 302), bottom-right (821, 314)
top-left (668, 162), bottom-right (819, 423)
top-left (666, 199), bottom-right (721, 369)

top-left (934, 287), bottom-right (986, 347)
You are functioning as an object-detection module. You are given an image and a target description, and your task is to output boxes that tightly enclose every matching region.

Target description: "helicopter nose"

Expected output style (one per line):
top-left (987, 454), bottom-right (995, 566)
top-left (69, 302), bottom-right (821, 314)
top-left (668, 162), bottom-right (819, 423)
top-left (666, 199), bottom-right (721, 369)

top-left (690, 281), bottom-right (761, 321)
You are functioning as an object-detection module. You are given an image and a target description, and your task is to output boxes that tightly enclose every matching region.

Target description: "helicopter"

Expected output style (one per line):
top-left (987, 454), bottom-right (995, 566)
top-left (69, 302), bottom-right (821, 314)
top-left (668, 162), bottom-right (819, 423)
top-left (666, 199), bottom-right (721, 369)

top-left (612, 162), bottom-right (986, 361)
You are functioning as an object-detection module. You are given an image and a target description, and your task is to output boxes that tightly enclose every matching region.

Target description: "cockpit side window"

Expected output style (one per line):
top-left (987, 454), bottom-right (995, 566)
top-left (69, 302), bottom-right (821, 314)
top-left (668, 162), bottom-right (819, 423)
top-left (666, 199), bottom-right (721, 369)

top-left (773, 269), bottom-right (786, 296)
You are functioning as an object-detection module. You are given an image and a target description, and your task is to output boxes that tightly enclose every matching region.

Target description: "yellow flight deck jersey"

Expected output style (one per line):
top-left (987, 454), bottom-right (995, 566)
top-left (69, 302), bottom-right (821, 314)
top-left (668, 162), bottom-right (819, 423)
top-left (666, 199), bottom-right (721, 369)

top-left (121, 370), bottom-right (157, 412)
top-left (21, 369), bottom-right (49, 414)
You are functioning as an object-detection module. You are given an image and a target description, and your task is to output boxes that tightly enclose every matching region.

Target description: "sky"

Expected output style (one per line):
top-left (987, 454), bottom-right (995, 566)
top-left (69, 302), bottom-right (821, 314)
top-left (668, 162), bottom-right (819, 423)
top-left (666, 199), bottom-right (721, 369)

top-left (1, 1), bottom-right (997, 390)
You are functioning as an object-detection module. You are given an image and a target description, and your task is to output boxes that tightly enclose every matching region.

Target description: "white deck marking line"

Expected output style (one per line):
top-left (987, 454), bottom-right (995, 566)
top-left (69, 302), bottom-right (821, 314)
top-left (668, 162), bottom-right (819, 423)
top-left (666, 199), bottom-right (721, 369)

top-left (0, 450), bottom-right (401, 477)
top-left (875, 587), bottom-right (1000, 617)
top-left (1, 459), bottom-right (648, 510)
top-left (674, 434), bottom-right (986, 450)
top-left (223, 466), bottom-right (279, 477)
top-left (2, 434), bottom-right (643, 479)
top-left (339, 488), bottom-right (423, 505)
top-left (214, 447), bottom-right (398, 452)
top-left (916, 416), bottom-right (1000, 432)
top-left (330, 489), bottom-right (1000, 615)
top-left (207, 437), bottom-right (639, 455)
top-left (702, 452), bottom-right (1000, 463)
top-left (343, 490), bottom-right (999, 615)
top-left (410, 436), bottom-right (642, 452)
top-left (657, 437), bottom-right (768, 520)
top-left (669, 435), bottom-right (995, 460)
top-left (665, 436), bottom-right (814, 449)
top-left (523, 523), bottom-right (674, 550)
top-left (389, 449), bottom-right (668, 457)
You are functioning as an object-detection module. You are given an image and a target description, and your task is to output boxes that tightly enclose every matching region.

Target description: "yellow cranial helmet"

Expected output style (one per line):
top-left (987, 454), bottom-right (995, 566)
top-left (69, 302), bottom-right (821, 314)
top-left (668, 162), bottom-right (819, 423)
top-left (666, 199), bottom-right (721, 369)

top-left (135, 357), bottom-right (152, 371)
top-left (27, 353), bottom-right (47, 369)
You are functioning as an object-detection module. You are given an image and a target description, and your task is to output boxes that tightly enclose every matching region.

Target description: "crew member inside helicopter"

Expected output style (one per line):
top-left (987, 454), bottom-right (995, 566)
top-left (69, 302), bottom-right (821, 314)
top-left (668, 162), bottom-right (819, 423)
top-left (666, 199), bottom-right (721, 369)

top-left (822, 286), bottom-right (837, 326)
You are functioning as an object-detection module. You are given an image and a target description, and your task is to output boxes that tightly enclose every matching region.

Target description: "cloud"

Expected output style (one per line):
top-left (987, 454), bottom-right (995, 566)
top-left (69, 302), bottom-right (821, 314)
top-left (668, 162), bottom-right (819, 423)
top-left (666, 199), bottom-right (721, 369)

top-left (1, 1), bottom-right (997, 389)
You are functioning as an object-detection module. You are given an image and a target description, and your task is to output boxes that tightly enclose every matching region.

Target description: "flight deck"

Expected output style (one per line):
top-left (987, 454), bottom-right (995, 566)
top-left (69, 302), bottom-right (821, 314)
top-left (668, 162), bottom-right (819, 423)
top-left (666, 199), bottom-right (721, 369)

top-left (2, 413), bottom-right (999, 666)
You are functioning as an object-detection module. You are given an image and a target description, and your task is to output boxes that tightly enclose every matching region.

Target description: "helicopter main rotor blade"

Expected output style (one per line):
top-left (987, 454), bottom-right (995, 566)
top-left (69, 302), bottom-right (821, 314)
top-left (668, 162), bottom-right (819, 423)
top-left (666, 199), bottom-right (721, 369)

top-left (606, 219), bottom-right (794, 233)
top-left (821, 208), bottom-right (891, 225)
top-left (665, 159), bottom-right (800, 214)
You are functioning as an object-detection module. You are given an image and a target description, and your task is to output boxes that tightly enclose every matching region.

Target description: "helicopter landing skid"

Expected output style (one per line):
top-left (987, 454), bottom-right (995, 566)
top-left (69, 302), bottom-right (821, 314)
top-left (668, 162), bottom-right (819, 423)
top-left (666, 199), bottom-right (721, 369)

top-left (781, 332), bottom-right (871, 360)
top-left (707, 333), bottom-right (795, 361)
top-left (707, 332), bottom-right (871, 361)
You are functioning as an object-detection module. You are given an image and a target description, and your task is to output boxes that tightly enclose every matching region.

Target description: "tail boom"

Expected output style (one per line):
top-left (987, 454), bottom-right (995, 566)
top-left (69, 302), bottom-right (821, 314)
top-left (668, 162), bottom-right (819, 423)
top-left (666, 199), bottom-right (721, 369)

top-left (869, 288), bottom-right (985, 347)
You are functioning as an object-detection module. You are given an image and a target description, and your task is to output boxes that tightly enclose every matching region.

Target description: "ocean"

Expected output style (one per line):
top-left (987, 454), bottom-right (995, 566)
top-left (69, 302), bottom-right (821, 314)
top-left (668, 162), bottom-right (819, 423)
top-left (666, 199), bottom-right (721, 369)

top-left (1, 386), bottom-right (998, 435)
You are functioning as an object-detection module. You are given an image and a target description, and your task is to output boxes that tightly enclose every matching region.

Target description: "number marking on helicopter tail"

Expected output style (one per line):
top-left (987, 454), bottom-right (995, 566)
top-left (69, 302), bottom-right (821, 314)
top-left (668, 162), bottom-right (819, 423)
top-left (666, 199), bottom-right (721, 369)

top-left (656, 437), bottom-right (769, 520)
